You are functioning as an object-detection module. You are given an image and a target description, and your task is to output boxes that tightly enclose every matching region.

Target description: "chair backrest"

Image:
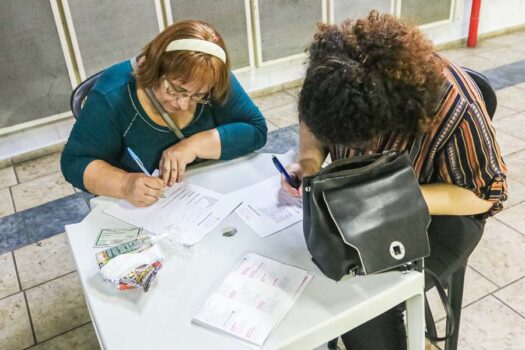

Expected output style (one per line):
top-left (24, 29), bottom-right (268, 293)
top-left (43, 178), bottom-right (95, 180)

top-left (462, 67), bottom-right (497, 120)
top-left (70, 70), bottom-right (104, 119)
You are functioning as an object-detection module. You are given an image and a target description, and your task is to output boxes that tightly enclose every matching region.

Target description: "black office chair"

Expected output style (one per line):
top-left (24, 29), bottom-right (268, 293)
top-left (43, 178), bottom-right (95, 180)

top-left (70, 70), bottom-right (104, 119)
top-left (327, 68), bottom-right (497, 350)
top-left (463, 67), bottom-right (497, 119)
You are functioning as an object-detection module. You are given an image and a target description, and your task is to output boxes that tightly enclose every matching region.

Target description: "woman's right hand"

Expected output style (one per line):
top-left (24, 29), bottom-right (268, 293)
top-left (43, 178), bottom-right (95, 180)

top-left (281, 163), bottom-right (304, 197)
top-left (122, 173), bottom-right (166, 207)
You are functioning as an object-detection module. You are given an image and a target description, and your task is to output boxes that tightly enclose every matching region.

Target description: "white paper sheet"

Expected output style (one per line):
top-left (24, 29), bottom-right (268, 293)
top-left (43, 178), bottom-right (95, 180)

top-left (192, 253), bottom-right (313, 346)
top-left (230, 175), bottom-right (303, 238)
top-left (103, 182), bottom-right (240, 246)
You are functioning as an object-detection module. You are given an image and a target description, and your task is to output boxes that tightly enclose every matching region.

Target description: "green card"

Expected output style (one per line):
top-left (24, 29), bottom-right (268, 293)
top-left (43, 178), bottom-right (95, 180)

top-left (94, 228), bottom-right (141, 247)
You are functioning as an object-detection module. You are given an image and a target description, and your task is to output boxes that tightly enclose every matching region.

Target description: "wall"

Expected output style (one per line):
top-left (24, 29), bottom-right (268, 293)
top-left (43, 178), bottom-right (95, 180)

top-left (424, 0), bottom-right (525, 45)
top-left (1, 0), bottom-right (524, 162)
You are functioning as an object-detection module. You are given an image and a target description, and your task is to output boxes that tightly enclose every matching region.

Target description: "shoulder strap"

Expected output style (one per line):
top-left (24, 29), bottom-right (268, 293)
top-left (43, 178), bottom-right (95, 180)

top-left (129, 57), bottom-right (185, 140)
top-left (425, 268), bottom-right (456, 342)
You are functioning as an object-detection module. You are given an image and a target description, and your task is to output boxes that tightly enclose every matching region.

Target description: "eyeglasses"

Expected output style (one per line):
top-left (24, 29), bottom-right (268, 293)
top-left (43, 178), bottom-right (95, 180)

top-left (163, 79), bottom-right (211, 105)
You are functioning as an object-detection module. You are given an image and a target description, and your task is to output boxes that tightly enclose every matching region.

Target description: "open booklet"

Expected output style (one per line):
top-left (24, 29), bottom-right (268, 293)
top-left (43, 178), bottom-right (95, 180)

top-left (192, 253), bottom-right (313, 346)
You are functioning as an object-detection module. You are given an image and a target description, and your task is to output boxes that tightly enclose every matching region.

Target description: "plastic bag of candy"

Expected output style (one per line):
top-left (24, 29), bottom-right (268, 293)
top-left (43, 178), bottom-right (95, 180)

top-left (96, 235), bottom-right (164, 292)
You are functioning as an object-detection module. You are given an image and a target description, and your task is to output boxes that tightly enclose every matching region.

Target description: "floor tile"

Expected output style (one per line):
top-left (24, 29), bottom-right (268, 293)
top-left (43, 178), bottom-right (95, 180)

top-left (515, 81), bottom-right (525, 90)
top-left (0, 166), bottom-right (17, 189)
top-left (26, 272), bottom-right (91, 342)
top-left (437, 296), bottom-right (525, 350)
top-left (28, 323), bottom-right (99, 350)
top-left (438, 40), bottom-right (503, 66)
top-left (253, 90), bottom-right (297, 111)
top-left (454, 42), bottom-right (505, 58)
top-left (0, 292), bottom-right (34, 349)
top-left (314, 333), bottom-right (439, 349)
top-left (505, 150), bottom-right (525, 184)
top-left (14, 233), bottom-right (77, 290)
top-left (496, 202), bottom-right (525, 237)
top-left (0, 188), bottom-right (15, 218)
top-left (75, 191), bottom-right (95, 209)
top-left (263, 103), bottom-right (299, 128)
top-left (494, 130), bottom-right (525, 156)
top-left (483, 61), bottom-right (525, 90)
top-left (483, 31), bottom-right (525, 48)
top-left (493, 105), bottom-right (519, 121)
top-left (22, 193), bottom-right (90, 243)
top-left (11, 172), bottom-right (75, 212)
top-left (495, 277), bottom-right (525, 318)
top-left (0, 251), bottom-right (19, 300)
top-left (504, 177), bottom-right (525, 209)
top-left (438, 48), bottom-right (471, 62)
top-left (468, 218), bottom-right (525, 287)
top-left (478, 48), bottom-right (525, 66)
top-left (426, 266), bottom-right (497, 321)
top-left (258, 124), bottom-right (299, 154)
top-left (426, 341), bottom-right (440, 350)
top-left (14, 152), bottom-right (62, 183)
top-left (266, 120), bottom-right (280, 132)
top-left (454, 55), bottom-right (502, 71)
top-left (493, 112), bottom-right (525, 141)
top-left (0, 214), bottom-right (29, 255)
top-left (495, 86), bottom-right (525, 112)
top-left (284, 86), bottom-right (301, 99)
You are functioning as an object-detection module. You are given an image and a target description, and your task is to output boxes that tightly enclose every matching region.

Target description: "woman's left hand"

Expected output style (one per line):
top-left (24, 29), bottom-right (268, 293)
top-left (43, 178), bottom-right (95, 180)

top-left (159, 139), bottom-right (197, 186)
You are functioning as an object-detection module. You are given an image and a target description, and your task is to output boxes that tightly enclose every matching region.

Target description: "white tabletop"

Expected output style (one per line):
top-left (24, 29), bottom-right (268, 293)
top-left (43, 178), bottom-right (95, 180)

top-left (66, 153), bottom-right (424, 350)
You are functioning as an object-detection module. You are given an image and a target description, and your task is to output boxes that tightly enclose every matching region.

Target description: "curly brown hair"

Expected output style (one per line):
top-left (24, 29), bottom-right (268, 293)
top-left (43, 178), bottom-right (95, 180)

top-left (299, 11), bottom-right (446, 145)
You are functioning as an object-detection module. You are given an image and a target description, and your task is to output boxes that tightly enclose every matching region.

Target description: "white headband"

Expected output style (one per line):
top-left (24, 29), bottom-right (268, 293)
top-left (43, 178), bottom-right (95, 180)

top-left (165, 39), bottom-right (227, 64)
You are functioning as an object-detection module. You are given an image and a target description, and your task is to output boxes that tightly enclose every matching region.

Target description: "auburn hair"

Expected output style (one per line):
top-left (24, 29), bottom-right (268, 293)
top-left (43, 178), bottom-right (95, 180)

top-left (135, 20), bottom-right (231, 103)
top-left (299, 11), bottom-right (446, 145)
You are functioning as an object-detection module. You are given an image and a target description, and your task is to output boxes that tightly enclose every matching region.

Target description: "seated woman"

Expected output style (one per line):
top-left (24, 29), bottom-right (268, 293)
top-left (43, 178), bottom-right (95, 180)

top-left (282, 11), bottom-right (507, 350)
top-left (61, 20), bottom-right (267, 207)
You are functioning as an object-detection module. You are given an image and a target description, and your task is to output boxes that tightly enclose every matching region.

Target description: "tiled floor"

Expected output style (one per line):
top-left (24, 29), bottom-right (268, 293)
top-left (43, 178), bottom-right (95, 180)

top-left (1, 31), bottom-right (525, 349)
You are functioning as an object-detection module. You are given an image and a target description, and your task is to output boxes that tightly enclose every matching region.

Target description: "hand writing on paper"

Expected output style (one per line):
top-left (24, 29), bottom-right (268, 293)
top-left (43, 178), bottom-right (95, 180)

top-left (122, 173), bottom-right (166, 207)
top-left (280, 163), bottom-right (303, 197)
top-left (159, 139), bottom-right (197, 186)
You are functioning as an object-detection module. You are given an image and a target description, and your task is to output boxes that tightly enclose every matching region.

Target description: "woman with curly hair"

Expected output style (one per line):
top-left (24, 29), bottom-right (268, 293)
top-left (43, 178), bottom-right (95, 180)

top-left (282, 11), bottom-right (507, 350)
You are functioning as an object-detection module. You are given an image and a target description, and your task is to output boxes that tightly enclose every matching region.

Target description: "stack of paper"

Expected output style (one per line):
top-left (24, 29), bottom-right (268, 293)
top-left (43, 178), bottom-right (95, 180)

top-left (103, 152), bottom-right (302, 245)
top-left (104, 182), bottom-right (240, 246)
top-left (192, 253), bottom-right (313, 346)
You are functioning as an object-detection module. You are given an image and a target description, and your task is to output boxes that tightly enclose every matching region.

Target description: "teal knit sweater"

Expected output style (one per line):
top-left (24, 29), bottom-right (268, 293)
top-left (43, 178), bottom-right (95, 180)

top-left (61, 60), bottom-right (267, 192)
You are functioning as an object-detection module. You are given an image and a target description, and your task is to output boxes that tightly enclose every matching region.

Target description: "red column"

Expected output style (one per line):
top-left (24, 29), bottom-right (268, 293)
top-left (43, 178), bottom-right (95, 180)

top-left (467, 0), bottom-right (482, 48)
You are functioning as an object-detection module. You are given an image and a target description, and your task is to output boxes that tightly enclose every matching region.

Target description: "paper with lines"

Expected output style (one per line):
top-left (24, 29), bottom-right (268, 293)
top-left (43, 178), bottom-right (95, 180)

top-left (230, 175), bottom-right (303, 238)
top-left (104, 182), bottom-right (240, 246)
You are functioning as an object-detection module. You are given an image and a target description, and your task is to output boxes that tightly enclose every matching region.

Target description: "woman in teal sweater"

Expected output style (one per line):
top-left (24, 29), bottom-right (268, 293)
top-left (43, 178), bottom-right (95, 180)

top-left (61, 20), bottom-right (267, 207)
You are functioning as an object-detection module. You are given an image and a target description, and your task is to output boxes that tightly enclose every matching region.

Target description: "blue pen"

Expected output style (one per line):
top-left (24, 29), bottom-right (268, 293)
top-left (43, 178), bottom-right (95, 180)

top-left (272, 155), bottom-right (300, 189)
top-left (127, 147), bottom-right (150, 176)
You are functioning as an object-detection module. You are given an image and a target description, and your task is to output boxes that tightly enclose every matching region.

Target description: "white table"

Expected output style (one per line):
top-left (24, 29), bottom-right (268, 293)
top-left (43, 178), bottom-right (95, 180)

top-left (66, 153), bottom-right (425, 350)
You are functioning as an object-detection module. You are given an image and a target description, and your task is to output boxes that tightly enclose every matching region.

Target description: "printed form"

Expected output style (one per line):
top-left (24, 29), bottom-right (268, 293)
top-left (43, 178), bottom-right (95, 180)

top-left (230, 175), bottom-right (303, 238)
top-left (192, 253), bottom-right (313, 346)
top-left (104, 182), bottom-right (240, 246)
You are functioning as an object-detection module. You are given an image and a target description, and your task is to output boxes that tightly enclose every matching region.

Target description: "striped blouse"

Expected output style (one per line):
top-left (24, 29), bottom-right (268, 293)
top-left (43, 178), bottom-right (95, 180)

top-left (328, 57), bottom-right (508, 217)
